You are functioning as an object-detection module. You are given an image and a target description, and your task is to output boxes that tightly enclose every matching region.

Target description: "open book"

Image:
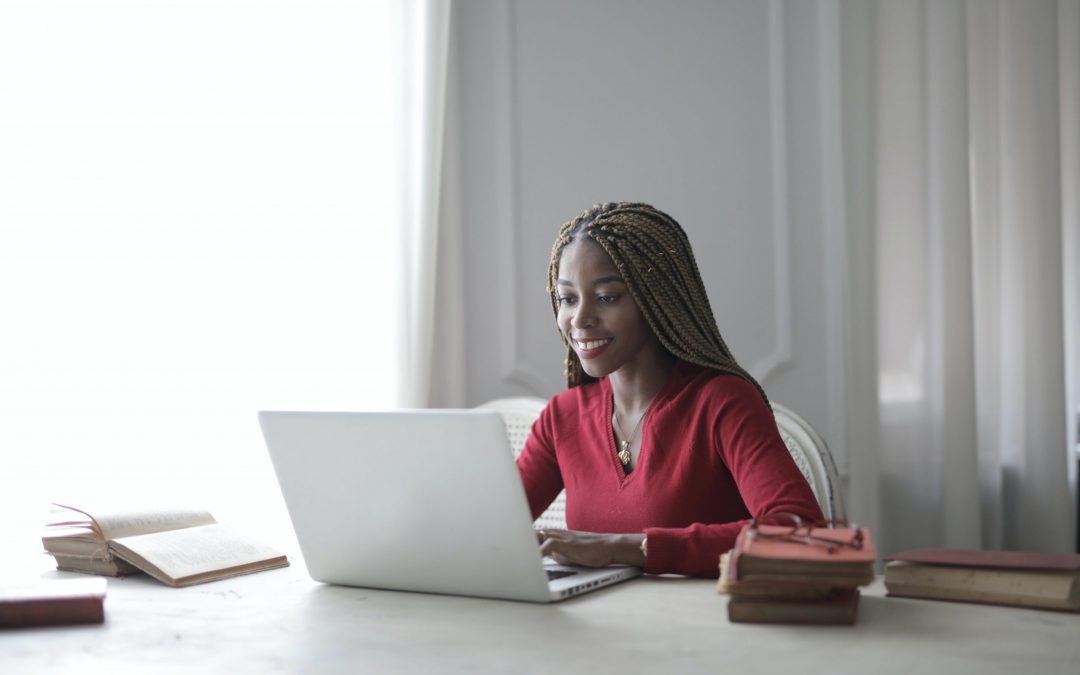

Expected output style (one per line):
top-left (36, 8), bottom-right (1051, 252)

top-left (42, 503), bottom-right (289, 587)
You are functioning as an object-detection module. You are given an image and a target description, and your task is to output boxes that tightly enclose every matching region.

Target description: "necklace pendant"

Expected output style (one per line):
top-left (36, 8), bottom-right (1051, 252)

top-left (618, 446), bottom-right (632, 467)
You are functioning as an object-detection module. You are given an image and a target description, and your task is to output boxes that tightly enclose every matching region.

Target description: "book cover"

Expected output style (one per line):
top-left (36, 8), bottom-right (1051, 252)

top-left (727, 588), bottom-right (860, 625)
top-left (0, 578), bottom-right (106, 629)
top-left (736, 524), bottom-right (876, 564)
top-left (884, 549), bottom-right (1080, 612)
top-left (885, 548), bottom-right (1080, 572)
top-left (731, 523), bottom-right (875, 586)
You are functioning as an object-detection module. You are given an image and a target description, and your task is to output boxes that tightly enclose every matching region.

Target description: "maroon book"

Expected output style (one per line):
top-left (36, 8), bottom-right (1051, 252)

top-left (885, 548), bottom-right (1080, 571)
top-left (728, 588), bottom-right (860, 625)
top-left (0, 578), bottom-right (106, 629)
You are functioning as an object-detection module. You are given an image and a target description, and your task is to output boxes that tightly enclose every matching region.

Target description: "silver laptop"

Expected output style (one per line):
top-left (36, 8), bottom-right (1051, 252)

top-left (258, 409), bottom-right (642, 603)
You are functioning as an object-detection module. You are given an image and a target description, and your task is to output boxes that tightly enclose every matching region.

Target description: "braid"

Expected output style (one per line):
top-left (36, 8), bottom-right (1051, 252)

top-left (547, 202), bottom-right (768, 405)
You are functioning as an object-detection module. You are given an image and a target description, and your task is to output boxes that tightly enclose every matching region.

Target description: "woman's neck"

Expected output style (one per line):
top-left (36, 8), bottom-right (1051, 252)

top-left (608, 350), bottom-right (677, 414)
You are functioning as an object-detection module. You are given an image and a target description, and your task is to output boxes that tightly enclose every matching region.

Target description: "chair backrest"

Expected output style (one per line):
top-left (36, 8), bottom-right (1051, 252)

top-left (770, 402), bottom-right (846, 521)
top-left (478, 396), bottom-right (845, 528)
top-left (477, 396), bottom-right (567, 530)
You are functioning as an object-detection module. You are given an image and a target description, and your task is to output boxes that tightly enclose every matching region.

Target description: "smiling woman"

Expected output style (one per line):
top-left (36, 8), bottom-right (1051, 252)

top-left (521, 202), bottom-right (823, 578)
top-left (0, 1), bottom-right (408, 552)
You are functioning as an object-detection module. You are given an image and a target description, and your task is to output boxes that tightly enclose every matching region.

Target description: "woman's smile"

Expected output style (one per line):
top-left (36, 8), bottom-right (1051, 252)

top-left (573, 336), bottom-right (614, 359)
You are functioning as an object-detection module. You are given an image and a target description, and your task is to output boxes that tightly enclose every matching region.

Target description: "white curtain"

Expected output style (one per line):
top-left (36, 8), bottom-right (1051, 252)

top-left (399, 0), bottom-right (453, 408)
top-left (851, 0), bottom-right (1078, 554)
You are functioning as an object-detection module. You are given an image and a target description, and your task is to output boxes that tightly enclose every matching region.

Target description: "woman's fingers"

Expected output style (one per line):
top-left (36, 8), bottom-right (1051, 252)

top-left (539, 531), bottom-right (606, 567)
top-left (536, 530), bottom-right (644, 568)
top-left (539, 534), bottom-right (571, 561)
top-left (540, 541), bottom-right (576, 566)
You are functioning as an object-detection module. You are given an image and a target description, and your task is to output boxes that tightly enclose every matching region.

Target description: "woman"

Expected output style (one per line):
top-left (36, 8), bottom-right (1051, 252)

top-left (516, 202), bottom-right (823, 578)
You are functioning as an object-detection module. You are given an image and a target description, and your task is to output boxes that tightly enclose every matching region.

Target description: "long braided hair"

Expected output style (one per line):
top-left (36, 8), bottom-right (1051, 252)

top-left (547, 201), bottom-right (768, 405)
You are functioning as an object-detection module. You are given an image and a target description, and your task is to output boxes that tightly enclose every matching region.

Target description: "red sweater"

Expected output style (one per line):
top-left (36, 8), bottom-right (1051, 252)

top-left (516, 360), bottom-right (823, 578)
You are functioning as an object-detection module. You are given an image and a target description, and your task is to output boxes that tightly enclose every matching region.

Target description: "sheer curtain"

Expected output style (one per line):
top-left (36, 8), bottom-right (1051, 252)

top-left (845, 0), bottom-right (1078, 555)
top-left (400, 0), bottom-right (453, 408)
top-left (0, 1), bottom-right (430, 560)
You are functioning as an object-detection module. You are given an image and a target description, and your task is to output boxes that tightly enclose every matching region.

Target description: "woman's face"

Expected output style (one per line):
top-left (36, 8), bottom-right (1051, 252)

top-left (555, 239), bottom-right (663, 380)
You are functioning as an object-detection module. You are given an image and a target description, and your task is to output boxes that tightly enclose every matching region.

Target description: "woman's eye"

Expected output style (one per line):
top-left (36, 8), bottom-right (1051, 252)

top-left (558, 296), bottom-right (577, 306)
top-left (598, 294), bottom-right (619, 304)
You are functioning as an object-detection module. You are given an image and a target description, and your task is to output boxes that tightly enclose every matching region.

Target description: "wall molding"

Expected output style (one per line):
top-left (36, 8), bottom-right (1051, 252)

top-left (496, 0), bottom-right (796, 396)
top-left (495, 0), bottom-right (549, 395)
top-left (748, 0), bottom-right (794, 388)
top-left (817, 0), bottom-right (850, 475)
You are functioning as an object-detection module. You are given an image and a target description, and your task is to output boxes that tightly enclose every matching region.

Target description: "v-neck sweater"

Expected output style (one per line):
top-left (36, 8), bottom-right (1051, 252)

top-left (516, 360), bottom-right (823, 578)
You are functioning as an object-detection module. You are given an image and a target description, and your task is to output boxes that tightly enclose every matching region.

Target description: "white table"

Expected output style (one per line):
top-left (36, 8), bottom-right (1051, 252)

top-left (2, 556), bottom-right (1078, 675)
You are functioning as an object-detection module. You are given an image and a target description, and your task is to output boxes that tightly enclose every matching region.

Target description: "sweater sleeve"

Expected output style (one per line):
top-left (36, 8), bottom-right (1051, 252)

top-left (515, 403), bottom-right (564, 521)
top-left (643, 381), bottom-right (824, 577)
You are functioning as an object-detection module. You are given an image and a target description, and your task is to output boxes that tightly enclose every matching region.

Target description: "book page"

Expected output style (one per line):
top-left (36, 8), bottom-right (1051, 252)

top-left (45, 504), bottom-right (95, 529)
top-left (52, 503), bottom-right (217, 540)
top-left (41, 526), bottom-right (112, 559)
top-left (109, 524), bottom-right (286, 584)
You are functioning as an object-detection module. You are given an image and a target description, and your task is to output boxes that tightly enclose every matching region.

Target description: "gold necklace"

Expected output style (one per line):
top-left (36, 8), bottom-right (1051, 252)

top-left (613, 405), bottom-right (649, 469)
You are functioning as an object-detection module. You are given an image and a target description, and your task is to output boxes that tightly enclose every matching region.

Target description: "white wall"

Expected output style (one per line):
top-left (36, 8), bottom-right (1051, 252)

top-left (436, 0), bottom-right (853, 475)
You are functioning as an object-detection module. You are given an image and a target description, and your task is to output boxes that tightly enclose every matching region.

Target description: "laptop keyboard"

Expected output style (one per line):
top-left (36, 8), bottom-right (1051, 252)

top-left (546, 569), bottom-right (579, 581)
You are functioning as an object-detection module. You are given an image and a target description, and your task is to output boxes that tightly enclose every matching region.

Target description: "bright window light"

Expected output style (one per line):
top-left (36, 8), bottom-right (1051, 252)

top-left (0, 0), bottom-right (402, 549)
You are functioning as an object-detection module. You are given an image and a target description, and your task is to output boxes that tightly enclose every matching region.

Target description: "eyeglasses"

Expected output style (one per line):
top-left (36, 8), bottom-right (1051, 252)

top-left (745, 512), bottom-right (864, 554)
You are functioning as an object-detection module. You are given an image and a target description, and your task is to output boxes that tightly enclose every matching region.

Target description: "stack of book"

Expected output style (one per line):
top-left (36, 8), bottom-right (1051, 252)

top-left (42, 502), bottom-right (289, 587)
top-left (719, 521), bottom-right (876, 625)
top-left (884, 548), bottom-right (1080, 612)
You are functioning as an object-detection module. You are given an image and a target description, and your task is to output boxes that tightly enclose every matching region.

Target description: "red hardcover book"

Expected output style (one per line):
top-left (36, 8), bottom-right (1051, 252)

top-left (731, 524), bottom-right (876, 587)
top-left (0, 578), bottom-right (106, 628)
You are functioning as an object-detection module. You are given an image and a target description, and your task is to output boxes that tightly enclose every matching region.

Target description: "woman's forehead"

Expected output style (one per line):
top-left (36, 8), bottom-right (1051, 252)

top-left (558, 239), bottom-right (619, 277)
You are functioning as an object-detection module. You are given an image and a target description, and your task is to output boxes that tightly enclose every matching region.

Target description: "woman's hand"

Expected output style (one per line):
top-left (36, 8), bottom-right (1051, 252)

top-left (536, 529), bottom-right (646, 568)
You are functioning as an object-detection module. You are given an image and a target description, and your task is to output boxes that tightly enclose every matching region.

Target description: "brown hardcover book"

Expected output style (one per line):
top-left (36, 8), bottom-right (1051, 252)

top-left (728, 588), bottom-right (860, 625)
top-left (884, 549), bottom-right (1080, 612)
top-left (0, 578), bottom-right (106, 629)
top-left (718, 552), bottom-right (837, 600)
top-left (43, 503), bottom-right (289, 587)
top-left (730, 524), bottom-right (876, 588)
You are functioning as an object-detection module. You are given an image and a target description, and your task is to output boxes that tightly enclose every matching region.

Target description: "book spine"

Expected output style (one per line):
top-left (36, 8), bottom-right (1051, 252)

top-left (884, 583), bottom-right (1079, 613)
top-left (884, 563), bottom-right (1073, 599)
top-left (0, 597), bottom-right (105, 628)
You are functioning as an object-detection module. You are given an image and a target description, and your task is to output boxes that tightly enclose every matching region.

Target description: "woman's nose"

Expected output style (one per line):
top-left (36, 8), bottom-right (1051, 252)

top-left (570, 300), bottom-right (596, 329)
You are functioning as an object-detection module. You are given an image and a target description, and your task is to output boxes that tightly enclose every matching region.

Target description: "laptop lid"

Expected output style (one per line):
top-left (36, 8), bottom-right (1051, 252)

top-left (259, 409), bottom-right (565, 603)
